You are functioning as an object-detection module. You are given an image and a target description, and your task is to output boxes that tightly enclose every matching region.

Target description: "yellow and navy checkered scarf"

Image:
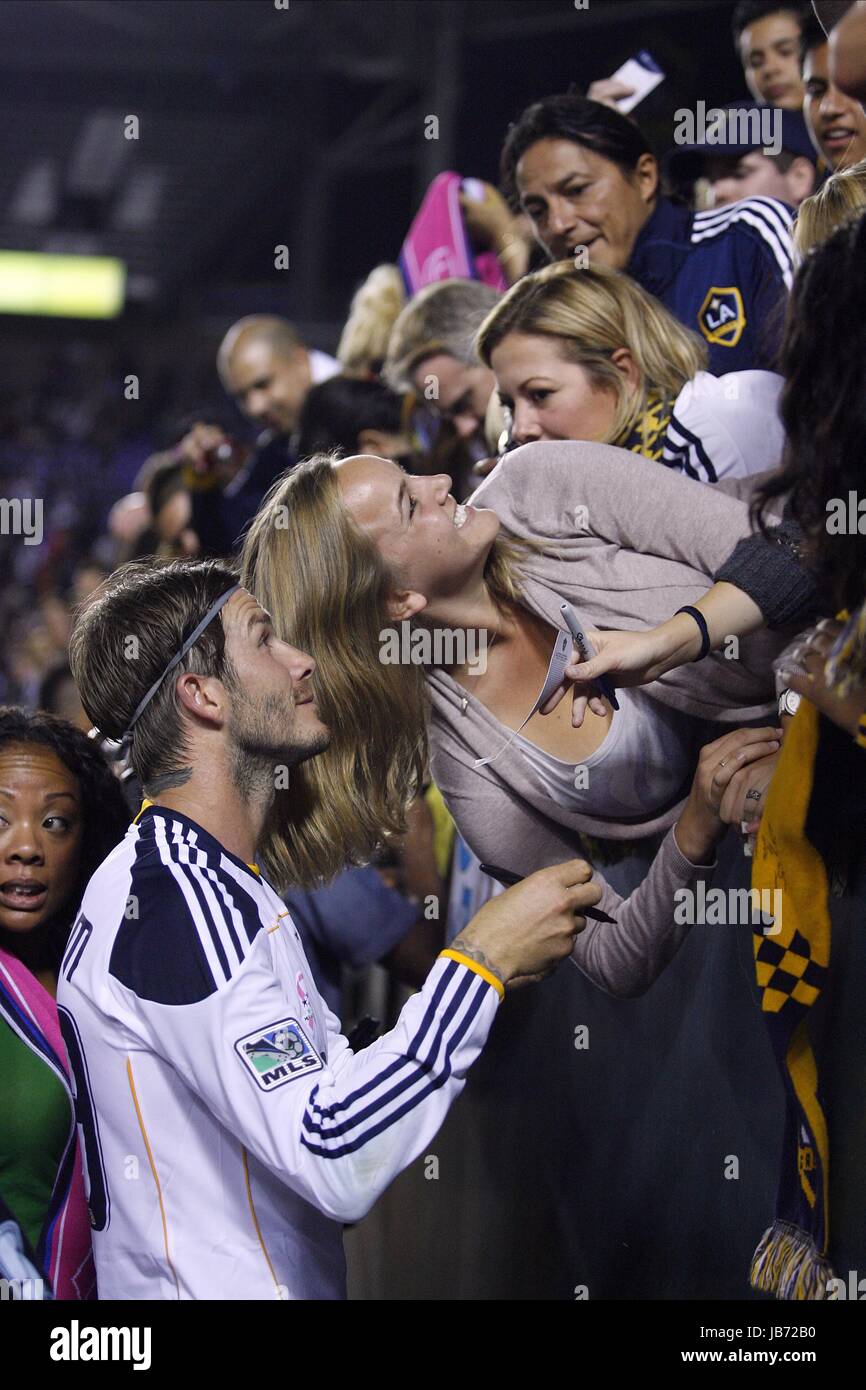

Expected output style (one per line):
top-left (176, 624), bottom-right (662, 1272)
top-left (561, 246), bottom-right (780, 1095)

top-left (750, 604), bottom-right (866, 1299)
top-left (620, 392), bottom-right (675, 462)
top-left (749, 697), bottom-right (834, 1299)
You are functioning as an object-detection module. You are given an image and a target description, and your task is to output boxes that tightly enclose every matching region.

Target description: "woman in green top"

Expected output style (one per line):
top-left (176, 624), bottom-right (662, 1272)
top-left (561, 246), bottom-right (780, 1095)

top-left (0, 708), bottom-right (128, 1297)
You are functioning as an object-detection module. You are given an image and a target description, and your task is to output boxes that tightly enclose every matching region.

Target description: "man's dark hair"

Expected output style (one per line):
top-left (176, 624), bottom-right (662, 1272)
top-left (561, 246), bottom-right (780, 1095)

top-left (0, 706), bottom-right (130, 963)
top-left (800, 9), bottom-right (830, 61)
top-left (69, 558), bottom-right (239, 794)
top-left (732, 1), bottom-right (810, 46)
top-left (753, 210), bottom-right (866, 612)
top-left (297, 376), bottom-right (404, 459)
top-left (500, 93), bottom-right (655, 210)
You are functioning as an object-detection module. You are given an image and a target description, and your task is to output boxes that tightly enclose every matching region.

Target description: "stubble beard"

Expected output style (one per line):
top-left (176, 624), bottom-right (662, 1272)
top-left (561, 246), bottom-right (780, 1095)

top-left (227, 689), bottom-right (330, 805)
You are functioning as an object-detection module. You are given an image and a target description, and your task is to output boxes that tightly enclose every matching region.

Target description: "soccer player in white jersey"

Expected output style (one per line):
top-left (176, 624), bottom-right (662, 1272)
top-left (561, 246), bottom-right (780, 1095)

top-left (59, 558), bottom-right (598, 1299)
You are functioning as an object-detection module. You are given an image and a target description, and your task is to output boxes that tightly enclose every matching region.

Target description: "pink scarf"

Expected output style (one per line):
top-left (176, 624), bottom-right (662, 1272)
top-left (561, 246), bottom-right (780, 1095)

top-left (0, 946), bottom-right (95, 1299)
top-left (399, 171), bottom-right (508, 293)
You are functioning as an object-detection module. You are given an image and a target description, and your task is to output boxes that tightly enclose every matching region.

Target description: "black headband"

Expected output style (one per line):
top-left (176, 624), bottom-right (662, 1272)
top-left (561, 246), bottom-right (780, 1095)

top-left (119, 583), bottom-right (240, 746)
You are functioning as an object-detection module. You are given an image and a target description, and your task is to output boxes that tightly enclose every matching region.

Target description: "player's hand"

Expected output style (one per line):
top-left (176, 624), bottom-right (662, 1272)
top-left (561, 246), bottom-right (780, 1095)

top-left (451, 859), bottom-right (603, 988)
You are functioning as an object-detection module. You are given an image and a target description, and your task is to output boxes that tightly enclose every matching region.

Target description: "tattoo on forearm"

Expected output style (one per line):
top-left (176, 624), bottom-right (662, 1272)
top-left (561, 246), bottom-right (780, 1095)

top-left (450, 934), bottom-right (504, 984)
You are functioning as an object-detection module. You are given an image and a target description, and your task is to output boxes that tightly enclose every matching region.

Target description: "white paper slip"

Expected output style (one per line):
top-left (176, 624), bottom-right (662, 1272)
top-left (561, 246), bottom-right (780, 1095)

top-left (610, 50), bottom-right (664, 114)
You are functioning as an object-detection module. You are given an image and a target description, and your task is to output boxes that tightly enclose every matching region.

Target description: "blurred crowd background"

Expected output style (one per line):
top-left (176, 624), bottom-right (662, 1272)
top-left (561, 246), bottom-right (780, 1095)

top-left (5, 0), bottom-right (866, 1304)
top-left (0, 0), bottom-right (767, 716)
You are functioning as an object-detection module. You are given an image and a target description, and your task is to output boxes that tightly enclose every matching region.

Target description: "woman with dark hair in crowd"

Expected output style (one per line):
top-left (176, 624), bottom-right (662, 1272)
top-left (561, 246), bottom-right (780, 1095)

top-left (0, 709), bottom-right (129, 1298)
top-left (499, 92), bottom-right (795, 373)
top-left (727, 207), bottom-right (866, 1300)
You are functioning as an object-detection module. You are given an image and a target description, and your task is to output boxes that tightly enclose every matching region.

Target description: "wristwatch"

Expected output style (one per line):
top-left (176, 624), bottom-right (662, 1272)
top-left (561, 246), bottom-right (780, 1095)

top-left (778, 688), bottom-right (802, 719)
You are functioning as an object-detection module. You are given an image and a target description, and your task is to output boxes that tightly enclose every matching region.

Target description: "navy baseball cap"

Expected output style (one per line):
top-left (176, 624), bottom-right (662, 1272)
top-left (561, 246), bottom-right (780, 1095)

top-left (665, 102), bottom-right (817, 180)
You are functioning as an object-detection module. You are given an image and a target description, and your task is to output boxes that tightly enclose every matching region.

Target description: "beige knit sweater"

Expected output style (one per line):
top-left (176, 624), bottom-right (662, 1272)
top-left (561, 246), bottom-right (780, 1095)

top-left (425, 440), bottom-right (789, 996)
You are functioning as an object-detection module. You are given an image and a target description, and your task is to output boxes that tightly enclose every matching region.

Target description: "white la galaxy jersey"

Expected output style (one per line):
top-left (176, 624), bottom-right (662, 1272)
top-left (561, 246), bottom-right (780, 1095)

top-left (55, 803), bottom-right (499, 1300)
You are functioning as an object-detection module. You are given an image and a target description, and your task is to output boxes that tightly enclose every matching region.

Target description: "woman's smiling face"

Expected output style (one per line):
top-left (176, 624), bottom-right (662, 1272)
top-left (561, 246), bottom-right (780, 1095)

top-left (0, 743), bottom-right (84, 936)
top-left (334, 455), bottom-right (500, 616)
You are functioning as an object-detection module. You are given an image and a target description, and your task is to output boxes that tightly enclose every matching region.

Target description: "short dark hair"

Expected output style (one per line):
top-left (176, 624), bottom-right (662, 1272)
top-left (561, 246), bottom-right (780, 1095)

top-left (37, 662), bottom-right (78, 717)
top-left (0, 706), bottom-right (130, 957)
top-left (732, 1), bottom-right (809, 45)
top-left (143, 458), bottom-right (186, 519)
top-left (297, 376), bottom-right (404, 459)
top-left (69, 558), bottom-right (239, 793)
top-left (500, 93), bottom-right (654, 210)
top-left (800, 10), bottom-right (829, 62)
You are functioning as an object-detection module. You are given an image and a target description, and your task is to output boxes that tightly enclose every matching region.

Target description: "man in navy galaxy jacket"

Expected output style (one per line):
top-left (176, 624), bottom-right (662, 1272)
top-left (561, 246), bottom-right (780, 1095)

top-left (627, 192), bottom-right (794, 373)
top-left (501, 93), bottom-right (795, 376)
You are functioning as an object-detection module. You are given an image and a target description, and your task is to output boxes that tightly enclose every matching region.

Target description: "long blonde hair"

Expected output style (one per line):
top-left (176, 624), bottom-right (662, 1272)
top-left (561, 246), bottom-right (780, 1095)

top-left (475, 262), bottom-right (707, 444)
top-left (240, 453), bottom-right (531, 890)
top-left (794, 158), bottom-right (866, 256)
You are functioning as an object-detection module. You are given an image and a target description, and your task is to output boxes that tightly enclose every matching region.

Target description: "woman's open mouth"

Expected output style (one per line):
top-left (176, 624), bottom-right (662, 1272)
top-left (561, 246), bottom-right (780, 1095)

top-left (0, 879), bottom-right (48, 912)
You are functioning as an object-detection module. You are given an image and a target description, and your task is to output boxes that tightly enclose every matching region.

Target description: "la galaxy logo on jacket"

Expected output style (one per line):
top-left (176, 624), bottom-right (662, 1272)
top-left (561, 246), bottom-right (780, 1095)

top-left (698, 286), bottom-right (745, 348)
top-left (235, 1016), bottom-right (324, 1091)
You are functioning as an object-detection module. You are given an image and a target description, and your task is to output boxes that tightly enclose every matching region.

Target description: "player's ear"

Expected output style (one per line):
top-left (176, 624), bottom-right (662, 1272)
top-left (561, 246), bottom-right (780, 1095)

top-left (174, 671), bottom-right (226, 727)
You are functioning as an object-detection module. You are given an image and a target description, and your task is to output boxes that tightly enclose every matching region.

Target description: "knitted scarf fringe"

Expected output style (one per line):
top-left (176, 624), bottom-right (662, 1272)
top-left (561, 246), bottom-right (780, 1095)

top-left (750, 1221), bottom-right (836, 1300)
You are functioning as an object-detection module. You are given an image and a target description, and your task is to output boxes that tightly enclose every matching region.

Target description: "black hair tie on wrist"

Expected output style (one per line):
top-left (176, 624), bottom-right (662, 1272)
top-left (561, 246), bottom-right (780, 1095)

top-left (675, 605), bottom-right (711, 661)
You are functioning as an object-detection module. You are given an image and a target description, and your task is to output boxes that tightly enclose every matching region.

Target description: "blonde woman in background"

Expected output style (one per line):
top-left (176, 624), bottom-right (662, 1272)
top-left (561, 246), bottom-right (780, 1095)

top-left (794, 156), bottom-right (866, 254)
top-left (476, 262), bottom-right (785, 484)
top-left (337, 264), bottom-right (407, 377)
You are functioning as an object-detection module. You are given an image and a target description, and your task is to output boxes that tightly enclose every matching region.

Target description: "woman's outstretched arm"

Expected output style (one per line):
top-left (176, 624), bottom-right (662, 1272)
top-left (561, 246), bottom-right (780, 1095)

top-left (543, 582), bottom-right (766, 724)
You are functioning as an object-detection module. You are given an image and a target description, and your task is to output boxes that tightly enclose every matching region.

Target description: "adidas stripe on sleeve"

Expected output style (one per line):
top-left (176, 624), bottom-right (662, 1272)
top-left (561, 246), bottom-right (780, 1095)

top-left (691, 196), bottom-right (795, 290)
top-left (131, 932), bottom-right (498, 1224)
top-left (56, 805), bottom-right (502, 1297)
